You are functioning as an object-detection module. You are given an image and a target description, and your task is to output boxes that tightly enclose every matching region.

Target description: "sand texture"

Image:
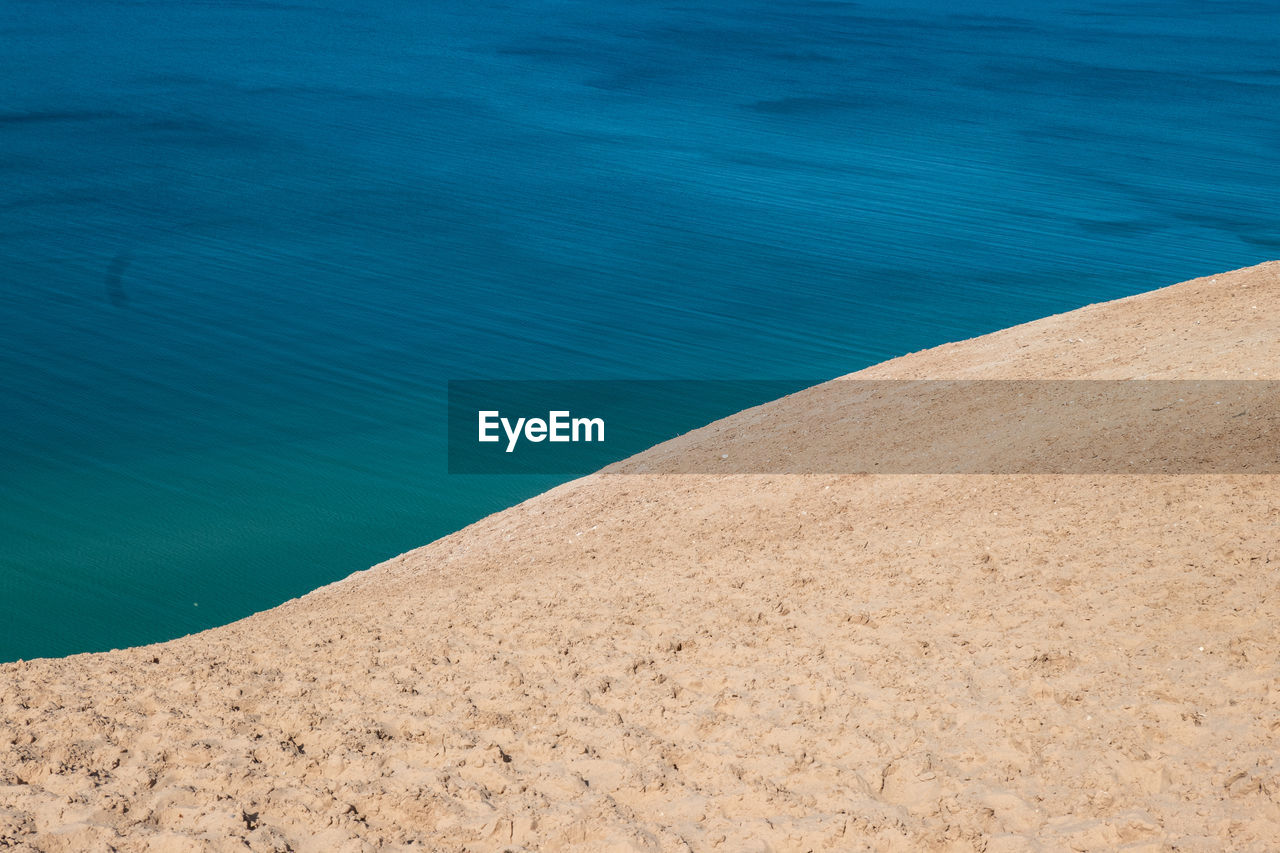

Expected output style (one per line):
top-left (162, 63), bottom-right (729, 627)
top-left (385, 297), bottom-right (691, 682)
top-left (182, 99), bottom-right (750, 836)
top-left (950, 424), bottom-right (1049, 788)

top-left (4, 262), bottom-right (1280, 852)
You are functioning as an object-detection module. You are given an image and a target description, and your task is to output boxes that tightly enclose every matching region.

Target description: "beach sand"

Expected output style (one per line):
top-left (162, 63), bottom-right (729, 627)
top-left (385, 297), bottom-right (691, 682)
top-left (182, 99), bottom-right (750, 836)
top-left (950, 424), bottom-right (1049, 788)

top-left (3, 262), bottom-right (1280, 851)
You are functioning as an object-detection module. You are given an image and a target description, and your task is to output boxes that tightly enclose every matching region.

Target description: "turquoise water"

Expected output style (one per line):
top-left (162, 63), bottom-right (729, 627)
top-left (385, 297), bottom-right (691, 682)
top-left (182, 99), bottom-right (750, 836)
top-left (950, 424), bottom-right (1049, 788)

top-left (2, 0), bottom-right (1276, 661)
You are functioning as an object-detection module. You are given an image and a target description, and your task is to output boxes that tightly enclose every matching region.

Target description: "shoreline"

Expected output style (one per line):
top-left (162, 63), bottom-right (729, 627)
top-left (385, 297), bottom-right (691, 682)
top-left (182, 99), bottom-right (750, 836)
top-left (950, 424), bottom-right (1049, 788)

top-left (4, 261), bottom-right (1279, 851)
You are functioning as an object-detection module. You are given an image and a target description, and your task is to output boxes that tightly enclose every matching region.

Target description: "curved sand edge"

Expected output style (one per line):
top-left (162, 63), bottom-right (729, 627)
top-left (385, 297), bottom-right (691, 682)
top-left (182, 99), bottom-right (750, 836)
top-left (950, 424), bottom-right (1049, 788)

top-left (3, 261), bottom-right (1280, 852)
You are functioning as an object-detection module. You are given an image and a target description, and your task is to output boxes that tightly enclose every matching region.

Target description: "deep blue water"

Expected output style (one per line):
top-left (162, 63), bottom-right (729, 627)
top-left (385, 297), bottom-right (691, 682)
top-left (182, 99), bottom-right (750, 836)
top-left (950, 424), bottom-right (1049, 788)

top-left (2, 0), bottom-right (1276, 661)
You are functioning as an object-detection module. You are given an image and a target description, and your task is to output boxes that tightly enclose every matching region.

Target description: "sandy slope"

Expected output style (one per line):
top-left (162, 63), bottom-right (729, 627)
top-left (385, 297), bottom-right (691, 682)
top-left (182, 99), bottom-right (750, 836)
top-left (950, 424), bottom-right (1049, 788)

top-left (3, 262), bottom-right (1280, 852)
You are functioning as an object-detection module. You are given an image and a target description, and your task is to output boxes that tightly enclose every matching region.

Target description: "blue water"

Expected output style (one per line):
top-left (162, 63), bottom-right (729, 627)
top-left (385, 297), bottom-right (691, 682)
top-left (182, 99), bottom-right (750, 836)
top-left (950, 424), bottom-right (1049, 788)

top-left (2, 0), bottom-right (1276, 661)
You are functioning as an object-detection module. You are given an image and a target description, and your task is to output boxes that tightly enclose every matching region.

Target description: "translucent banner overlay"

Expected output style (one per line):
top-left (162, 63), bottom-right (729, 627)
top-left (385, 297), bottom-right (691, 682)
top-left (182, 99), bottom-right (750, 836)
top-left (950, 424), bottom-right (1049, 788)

top-left (448, 380), bottom-right (1280, 474)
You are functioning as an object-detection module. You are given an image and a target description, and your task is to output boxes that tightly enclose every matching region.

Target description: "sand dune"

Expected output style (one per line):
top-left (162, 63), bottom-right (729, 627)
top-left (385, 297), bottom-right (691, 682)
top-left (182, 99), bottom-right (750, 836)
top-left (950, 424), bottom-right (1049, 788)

top-left (4, 262), bottom-right (1280, 852)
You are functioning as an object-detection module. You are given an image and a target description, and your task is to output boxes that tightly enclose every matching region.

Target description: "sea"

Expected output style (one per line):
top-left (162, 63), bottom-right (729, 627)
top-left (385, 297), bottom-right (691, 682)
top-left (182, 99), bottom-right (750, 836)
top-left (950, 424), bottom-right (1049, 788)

top-left (2, 0), bottom-right (1276, 661)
